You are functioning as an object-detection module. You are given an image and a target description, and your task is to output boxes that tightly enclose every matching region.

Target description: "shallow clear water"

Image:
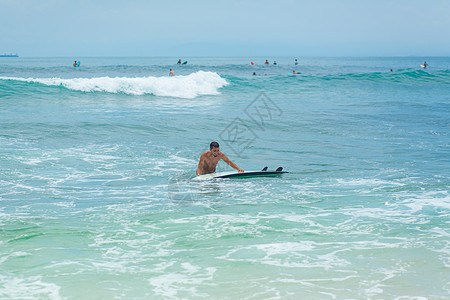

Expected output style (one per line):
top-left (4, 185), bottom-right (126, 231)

top-left (0, 57), bottom-right (449, 299)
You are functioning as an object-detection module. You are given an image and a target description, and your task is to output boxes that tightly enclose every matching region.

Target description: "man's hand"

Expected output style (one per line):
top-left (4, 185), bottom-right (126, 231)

top-left (237, 168), bottom-right (244, 173)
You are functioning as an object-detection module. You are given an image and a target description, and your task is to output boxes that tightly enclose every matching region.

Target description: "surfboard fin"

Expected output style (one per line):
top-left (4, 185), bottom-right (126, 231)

top-left (276, 167), bottom-right (283, 172)
top-left (262, 166), bottom-right (268, 171)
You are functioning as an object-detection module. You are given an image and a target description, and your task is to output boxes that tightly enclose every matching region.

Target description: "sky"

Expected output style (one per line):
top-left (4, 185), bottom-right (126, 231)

top-left (1, 0), bottom-right (450, 57)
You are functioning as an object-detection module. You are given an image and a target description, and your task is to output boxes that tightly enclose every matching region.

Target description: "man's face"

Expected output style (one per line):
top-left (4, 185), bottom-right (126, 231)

top-left (210, 146), bottom-right (220, 157)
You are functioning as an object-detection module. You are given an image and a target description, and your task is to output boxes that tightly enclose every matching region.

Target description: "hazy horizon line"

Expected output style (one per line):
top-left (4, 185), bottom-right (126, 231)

top-left (3, 55), bottom-right (447, 58)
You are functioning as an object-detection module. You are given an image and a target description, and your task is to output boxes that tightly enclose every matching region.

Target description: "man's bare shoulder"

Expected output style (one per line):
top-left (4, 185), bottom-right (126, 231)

top-left (200, 151), bottom-right (210, 158)
top-left (220, 152), bottom-right (230, 161)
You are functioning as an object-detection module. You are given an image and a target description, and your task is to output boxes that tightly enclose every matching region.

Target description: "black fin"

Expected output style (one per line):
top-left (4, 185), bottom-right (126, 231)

top-left (262, 166), bottom-right (268, 171)
top-left (276, 167), bottom-right (283, 172)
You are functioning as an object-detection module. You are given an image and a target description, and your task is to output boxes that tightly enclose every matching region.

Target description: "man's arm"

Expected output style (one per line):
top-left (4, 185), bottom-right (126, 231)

top-left (221, 154), bottom-right (244, 172)
top-left (196, 153), bottom-right (205, 176)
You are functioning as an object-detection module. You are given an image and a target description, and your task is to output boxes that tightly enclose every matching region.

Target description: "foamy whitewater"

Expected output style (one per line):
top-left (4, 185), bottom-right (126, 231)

top-left (0, 56), bottom-right (449, 299)
top-left (0, 71), bottom-right (227, 98)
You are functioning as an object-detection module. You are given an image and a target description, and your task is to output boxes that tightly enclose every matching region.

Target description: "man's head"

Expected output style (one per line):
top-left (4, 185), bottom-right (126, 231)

top-left (210, 141), bottom-right (220, 157)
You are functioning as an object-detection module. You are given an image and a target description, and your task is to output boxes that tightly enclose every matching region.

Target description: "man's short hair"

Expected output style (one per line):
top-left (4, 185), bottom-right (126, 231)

top-left (210, 141), bottom-right (219, 149)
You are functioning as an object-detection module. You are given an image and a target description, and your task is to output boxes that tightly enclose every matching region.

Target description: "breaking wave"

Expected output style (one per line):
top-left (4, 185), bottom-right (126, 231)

top-left (0, 71), bottom-right (228, 99)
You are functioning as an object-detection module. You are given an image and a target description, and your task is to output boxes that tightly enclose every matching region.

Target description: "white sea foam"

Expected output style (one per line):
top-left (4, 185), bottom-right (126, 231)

top-left (219, 241), bottom-right (350, 269)
top-left (390, 190), bottom-right (450, 212)
top-left (0, 275), bottom-right (62, 300)
top-left (0, 71), bottom-right (228, 98)
top-left (148, 263), bottom-right (216, 299)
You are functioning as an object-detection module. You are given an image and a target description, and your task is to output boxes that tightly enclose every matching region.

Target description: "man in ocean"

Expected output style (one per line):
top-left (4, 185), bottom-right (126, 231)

top-left (169, 69), bottom-right (175, 76)
top-left (196, 142), bottom-right (244, 176)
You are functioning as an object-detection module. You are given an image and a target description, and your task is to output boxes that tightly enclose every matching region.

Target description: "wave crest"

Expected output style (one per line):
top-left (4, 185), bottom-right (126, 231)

top-left (0, 71), bottom-right (228, 98)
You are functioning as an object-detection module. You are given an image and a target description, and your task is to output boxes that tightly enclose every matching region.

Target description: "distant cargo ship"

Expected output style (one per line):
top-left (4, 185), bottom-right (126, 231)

top-left (0, 54), bottom-right (19, 57)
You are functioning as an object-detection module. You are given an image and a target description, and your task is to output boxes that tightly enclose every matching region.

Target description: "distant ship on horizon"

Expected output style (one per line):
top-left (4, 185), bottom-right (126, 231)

top-left (0, 53), bottom-right (19, 57)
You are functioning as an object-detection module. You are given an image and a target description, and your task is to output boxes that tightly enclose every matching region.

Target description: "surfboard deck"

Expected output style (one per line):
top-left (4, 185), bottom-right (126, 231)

top-left (193, 167), bottom-right (287, 181)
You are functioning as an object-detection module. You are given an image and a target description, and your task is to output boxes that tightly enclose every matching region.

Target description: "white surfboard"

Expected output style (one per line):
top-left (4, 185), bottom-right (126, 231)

top-left (193, 167), bottom-right (287, 181)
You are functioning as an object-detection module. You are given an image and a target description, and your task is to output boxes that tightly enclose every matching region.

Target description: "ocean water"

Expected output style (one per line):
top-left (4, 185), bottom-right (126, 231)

top-left (0, 56), bottom-right (449, 299)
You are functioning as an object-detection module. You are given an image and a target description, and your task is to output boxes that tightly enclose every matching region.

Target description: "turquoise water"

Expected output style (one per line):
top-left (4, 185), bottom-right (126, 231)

top-left (0, 57), bottom-right (449, 299)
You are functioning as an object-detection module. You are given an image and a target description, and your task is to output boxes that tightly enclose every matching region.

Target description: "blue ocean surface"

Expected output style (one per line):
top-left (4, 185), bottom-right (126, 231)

top-left (0, 57), bottom-right (449, 299)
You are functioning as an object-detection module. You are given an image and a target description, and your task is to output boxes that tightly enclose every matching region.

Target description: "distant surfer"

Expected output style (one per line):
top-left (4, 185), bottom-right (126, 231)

top-left (252, 72), bottom-right (256, 75)
top-left (422, 61), bottom-right (428, 69)
top-left (177, 59), bottom-right (182, 64)
top-left (273, 61), bottom-right (277, 65)
top-left (292, 70), bottom-right (297, 74)
top-left (73, 60), bottom-right (77, 67)
top-left (169, 69), bottom-right (175, 76)
top-left (250, 62), bottom-right (255, 65)
top-left (196, 142), bottom-right (244, 176)
top-left (265, 60), bottom-right (269, 65)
